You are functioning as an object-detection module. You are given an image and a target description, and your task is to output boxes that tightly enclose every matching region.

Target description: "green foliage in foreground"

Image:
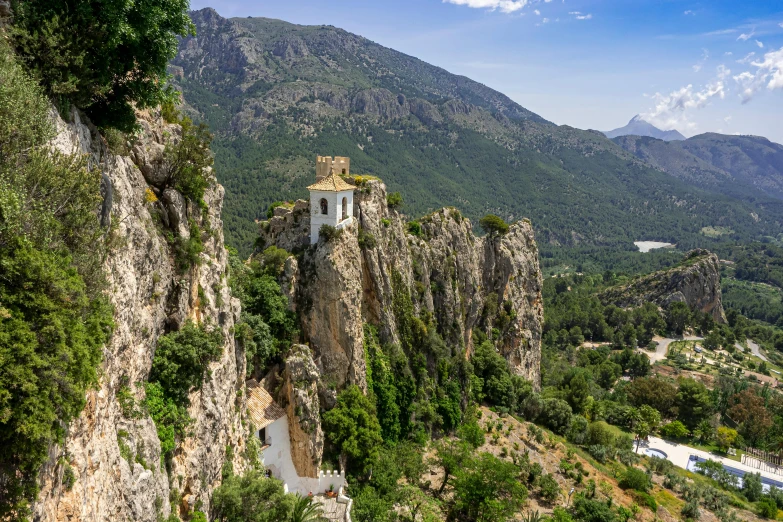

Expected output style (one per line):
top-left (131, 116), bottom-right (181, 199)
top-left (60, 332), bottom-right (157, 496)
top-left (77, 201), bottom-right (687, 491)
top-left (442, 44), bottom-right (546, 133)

top-left (145, 322), bottom-right (223, 458)
top-left (323, 385), bottom-right (384, 474)
top-left (211, 470), bottom-right (294, 522)
top-left (11, 0), bottom-right (195, 131)
top-left (0, 37), bottom-right (113, 518)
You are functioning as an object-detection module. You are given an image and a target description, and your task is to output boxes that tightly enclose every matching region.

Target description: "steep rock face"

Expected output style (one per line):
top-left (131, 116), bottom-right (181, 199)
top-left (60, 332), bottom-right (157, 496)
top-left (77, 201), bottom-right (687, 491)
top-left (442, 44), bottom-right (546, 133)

top-left (280, 346), bottom-right (325, 478)
top-left (259, 179), bottom-right (543, 392)
top-left (33, 110), bottom-right (247, 521)
top-left (600, 249), bottom-right (727, 323)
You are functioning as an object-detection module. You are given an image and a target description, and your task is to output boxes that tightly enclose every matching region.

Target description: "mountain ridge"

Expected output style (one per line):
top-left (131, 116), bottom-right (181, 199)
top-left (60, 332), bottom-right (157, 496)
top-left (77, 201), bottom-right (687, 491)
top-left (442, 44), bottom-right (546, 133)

top-left (603, 115), bottom-right (686, 141)
top-left (173, 8), bottom-right (783, 256)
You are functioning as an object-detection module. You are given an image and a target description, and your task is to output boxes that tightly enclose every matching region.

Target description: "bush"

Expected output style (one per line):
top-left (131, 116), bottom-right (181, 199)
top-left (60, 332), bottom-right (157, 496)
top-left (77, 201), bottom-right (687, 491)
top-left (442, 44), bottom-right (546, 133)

top-left (319, 224), bottom-right (343, 242)
top-left (619, 468), bottom-right (651, 492)
top-left (162, 116), bottom-right (214, 204)
top-left (587, 445), bottom-right (613, 464)
top-left (758, 498), bottom-right (778, 519)
top-left (539, 473), bottom-right (561, 503)
top-left (538, 398), bottom-right (573, 434)
top-left (586, 421), bottom-right (616, 447)
top-left (0, 38), bottom-right (113, 516)
top-left (480, 214), bottom-right (510, 237)
top-left (11, 0), bottom-right (195, 131)
top-left (407, 220), bottom-right (422, 237)
top-left (386, 192), bottom-right (403, 209)
top-left (743, 472), bottom-right (763, 502)
top-left (630, 491), bottom-right (657, 511)
top-left (660, 420), bottom-right (690, 439)
top-left (358, 228), bottom-right (377, 249)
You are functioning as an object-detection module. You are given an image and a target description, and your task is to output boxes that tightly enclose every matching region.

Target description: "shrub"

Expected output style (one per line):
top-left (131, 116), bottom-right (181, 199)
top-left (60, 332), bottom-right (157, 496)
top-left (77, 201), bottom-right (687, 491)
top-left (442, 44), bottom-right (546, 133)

top-left (11, 0), bottom-right (195, 131)
top-left (743, 472), bottom-right (763, 502)
top-left (266, 201), bottom-right (286, 219)
top-left (319, 224), bottom-right (343, 242)
top-left (758, 498), bottom-right (778, 519)
top-left (660, 420), bottom-right (690, 439)
top-left (586, 421), bottom-right (615, 446)
top-left (681, 500), bottom-right (700, 520)
top-left (407, 220), bottom-right (422, 237)
top-left (386, 192), bottom-right (403, 209)
top-left (538, 398), bottom-right (573, 434)
top-left (630, 491), bottom-right (657, 511)
top-left (587, 445), bottom-right (613, 464)
top-left (619, 467), bottom-right (651, 492)
top-left (162, 116), bottom-right (214, 205)
top-left (539, 473), bottom-right (560, 503)
top-left (358, 228), bottom-right (377, 249)
top-left (479, 214), bottom-right (510, 237)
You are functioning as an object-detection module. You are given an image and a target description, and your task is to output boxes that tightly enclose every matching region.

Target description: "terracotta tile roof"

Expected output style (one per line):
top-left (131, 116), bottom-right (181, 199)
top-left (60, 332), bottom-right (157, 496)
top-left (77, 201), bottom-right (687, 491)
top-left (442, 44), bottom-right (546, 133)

top-left (307, 173), bottom-right (355, 192)
top-left (247, 384), bottom-right (286, 430)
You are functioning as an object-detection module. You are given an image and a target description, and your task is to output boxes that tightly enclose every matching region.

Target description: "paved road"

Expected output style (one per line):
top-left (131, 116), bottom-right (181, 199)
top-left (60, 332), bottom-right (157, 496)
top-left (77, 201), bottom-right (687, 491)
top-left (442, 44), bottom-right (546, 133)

top-left (747, 340), bottom-right (767, 362)
top-left (637, 436), bottom-right (783, 483)
top-left (642, 335), bottom-right (702, 363)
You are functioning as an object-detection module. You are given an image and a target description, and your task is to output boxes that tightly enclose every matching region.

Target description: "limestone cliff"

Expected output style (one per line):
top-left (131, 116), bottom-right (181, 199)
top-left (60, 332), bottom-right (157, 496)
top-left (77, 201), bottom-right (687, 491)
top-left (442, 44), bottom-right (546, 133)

top-left (600, 249), bottom-right (727, 323)
top-left (32, 109), bottom-right (247, 521)
top-left (259, 179), bottom-right (544, 392)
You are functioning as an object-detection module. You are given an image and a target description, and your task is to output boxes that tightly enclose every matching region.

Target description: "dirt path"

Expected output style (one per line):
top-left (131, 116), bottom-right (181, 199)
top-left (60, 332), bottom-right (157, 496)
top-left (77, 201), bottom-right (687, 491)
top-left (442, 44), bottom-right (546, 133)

top-left (642, 335), bottom-right (702, 363)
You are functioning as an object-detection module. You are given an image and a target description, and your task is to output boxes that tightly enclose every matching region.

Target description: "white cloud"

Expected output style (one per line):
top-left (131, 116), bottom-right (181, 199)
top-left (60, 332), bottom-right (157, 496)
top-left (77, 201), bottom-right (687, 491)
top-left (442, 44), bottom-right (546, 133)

top-left (568, 11), bottom-right (593, 20)
top-left (717, 64), bottom-right (731, 79)
top-left (724, 52), bottom-right (733, 56)
top-left (641, 78), bottom-right (727, 131)
top-left (737, 30), bottom-right (755, 41)
top-left (779, 22), bottom-right (783, 28)
top-left (443, 0), bottom-right (529, 13)
top-left (693, 48), bottom-right (709, 72)
top-left (732, 47), bottom-right (783, 102)
top-left (736, 52), bottom-right (756, 64)
top-left (756, 40), bottom-right (764, 48)
top-left (684, 10), bottom-right (694, 15)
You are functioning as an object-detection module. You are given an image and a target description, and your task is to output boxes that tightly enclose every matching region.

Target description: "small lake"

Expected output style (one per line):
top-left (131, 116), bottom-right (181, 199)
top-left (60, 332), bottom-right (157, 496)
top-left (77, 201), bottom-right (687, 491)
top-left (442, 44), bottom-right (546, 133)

top-left (634, 241), bottom-right (675, 253)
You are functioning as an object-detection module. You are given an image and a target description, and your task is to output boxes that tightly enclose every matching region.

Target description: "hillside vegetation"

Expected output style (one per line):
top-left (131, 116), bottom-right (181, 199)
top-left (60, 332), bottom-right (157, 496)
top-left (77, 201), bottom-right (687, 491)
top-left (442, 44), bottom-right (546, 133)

top-left (172, 9), bottom-right (783, 257)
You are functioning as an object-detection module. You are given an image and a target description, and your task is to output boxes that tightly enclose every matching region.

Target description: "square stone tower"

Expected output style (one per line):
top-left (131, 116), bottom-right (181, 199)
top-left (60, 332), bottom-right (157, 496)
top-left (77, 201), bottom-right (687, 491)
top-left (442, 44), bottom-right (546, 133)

top-left (316, 156), bottom-right (350, 181)
top-left (308, 157), bottom-right (355, 244)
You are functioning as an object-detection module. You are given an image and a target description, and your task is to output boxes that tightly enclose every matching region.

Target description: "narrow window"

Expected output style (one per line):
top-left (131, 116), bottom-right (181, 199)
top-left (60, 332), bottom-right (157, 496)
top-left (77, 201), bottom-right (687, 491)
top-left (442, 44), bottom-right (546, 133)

top-left (342, 197), bottom-right (348, 220)
top-left (342, 168), bottom-right (346, 174)
top-left (259, 427), bottom-right (266, 444)
top-left (320, 198), bottom-right (328, 215)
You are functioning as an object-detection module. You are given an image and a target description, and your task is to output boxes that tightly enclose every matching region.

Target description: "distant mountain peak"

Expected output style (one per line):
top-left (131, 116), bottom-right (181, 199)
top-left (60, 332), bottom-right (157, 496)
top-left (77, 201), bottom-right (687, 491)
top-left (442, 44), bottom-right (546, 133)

top-left (604, 116), bottom-right (686, 141)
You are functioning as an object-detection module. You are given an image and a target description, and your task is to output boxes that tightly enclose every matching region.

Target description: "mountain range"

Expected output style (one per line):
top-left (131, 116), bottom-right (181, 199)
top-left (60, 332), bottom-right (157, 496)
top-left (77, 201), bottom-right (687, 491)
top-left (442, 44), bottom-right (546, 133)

top-left (172, 8), bottom-right (783, 256)
top-left (603, 115), bottom-right (686, 141)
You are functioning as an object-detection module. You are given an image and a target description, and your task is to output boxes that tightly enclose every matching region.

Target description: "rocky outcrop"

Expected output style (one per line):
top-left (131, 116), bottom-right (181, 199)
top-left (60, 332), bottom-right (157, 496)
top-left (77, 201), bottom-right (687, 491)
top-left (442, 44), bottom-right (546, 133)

top-left (280, 346), bottom-right (325, 478)
top-left (600, 249), bottom-right (727, 323)
top-left (259, 179), bottom-right (544, 391)
top-left (33, 108), bottom-right (247, 521)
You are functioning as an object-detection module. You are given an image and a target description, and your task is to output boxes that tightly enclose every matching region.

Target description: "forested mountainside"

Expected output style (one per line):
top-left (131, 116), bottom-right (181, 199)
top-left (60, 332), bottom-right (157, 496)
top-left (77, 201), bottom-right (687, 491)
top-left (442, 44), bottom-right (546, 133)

top-left (172, 8), bottom-right (783, 257)
top-left (615, 133), bottom-right (783, 201)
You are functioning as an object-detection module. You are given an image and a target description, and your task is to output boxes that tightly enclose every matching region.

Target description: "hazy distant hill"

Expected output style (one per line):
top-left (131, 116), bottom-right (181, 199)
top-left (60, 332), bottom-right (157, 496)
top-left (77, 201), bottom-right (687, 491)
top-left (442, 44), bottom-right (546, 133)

top-left (172, 8), bottom-right (783, 255)
top-left (614, 133), bottom-right (783, 200)
top-left (604, 116), bottom-right (686, 141)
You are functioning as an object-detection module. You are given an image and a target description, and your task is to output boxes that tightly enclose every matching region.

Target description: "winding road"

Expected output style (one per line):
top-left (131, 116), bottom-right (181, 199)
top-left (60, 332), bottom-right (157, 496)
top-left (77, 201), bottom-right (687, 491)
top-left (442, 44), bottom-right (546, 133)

top-left (643, 335), bottom-right (703, 363)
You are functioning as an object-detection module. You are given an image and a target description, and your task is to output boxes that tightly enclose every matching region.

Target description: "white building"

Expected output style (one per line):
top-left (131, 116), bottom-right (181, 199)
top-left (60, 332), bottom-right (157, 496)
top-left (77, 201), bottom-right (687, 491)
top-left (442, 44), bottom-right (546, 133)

top-left (307, 160), bottom-right (355, 245)
top-left (246, 383), bottom-right (349, 505)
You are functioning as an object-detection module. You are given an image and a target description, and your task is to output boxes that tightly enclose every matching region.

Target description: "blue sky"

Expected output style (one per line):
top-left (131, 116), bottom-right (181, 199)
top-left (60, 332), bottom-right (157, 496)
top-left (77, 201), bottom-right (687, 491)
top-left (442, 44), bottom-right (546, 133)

top-left (191, 0), bottom-right (783, 143)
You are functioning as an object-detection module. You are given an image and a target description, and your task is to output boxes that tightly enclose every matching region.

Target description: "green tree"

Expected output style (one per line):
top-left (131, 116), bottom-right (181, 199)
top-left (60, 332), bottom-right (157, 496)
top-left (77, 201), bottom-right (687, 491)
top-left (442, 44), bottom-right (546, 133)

top-left (676, 378), bottom-right (713, 429)
top-left (666, 302), bottom-right (691, 335)
top-left (538, 473), bottom-right (561, 503)
top-left (626, 377), bottom-right (677, 416)
top-left (323, 386), bottom-right (383, 474)
top-left (11, 0), bottom-right (196, 131)
top-left (148, 321), bottom-right (223, 405)
top-left (715, 427), bottom-right (738, 452)
top-left (451, 452), bottom-right (528, 522)
top-left (433, 439), bottom-right (472, 495)
top-left (211, 470), bottom-right (294, 522)
top-left (743, 472), bottom-right (763, 502)
top-left (479, 215), bottom-right (510, 237)
top-left (619, 467), bottom-right (651, 492)
top-left (660, 421), bottom-right (690, 439)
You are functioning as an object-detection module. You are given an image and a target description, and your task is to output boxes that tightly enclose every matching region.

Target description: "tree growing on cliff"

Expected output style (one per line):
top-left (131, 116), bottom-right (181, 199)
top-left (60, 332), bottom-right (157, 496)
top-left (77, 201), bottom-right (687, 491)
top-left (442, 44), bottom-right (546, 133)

top-left (479, 214), bottom-right (510, 237)
top-left (10, 0), bottom-right (195, 131)
top-left (323, 385), bottom-right (383, 474)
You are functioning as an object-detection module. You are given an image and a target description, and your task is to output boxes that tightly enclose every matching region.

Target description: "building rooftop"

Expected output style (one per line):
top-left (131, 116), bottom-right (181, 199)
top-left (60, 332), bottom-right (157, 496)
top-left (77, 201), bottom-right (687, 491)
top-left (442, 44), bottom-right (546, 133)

top-left (246, 382), bottom-right (286, 430)
top-left (307, 172), bottom-right (355, 192)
